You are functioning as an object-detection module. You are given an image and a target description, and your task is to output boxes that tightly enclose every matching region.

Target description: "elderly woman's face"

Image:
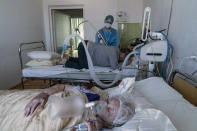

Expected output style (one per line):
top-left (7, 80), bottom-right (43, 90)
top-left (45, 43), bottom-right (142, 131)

top-left (98, 98), bottom-right (120, 124)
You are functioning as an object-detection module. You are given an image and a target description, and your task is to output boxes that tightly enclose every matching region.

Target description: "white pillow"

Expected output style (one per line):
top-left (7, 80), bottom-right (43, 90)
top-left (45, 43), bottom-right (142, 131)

top-left (107, 77), bottom-right (154, 112)
top-left (27, 51), bottom-right (60, 60)
top-left (106, 77), bottom-right (135, 97)
top-left (128, 89), bottom-right (154, 112)
top-left (113, 108), bottom-right (177, 131)
top-left (25, 59), bottom-right (56, 67)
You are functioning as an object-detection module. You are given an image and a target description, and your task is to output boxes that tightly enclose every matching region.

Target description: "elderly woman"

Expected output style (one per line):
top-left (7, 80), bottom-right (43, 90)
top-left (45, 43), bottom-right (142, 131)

top-left (24, 84), bottom-right (135, 131)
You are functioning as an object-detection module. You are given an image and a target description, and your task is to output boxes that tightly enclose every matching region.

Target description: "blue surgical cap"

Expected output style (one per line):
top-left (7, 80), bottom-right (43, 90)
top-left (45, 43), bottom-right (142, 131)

top-left (104, 15), bottom-right (114, 24)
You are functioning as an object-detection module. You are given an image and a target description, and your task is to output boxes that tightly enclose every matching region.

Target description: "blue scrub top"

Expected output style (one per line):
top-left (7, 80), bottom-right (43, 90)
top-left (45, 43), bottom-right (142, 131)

top-left (95, 28), bottom-right (120, 46)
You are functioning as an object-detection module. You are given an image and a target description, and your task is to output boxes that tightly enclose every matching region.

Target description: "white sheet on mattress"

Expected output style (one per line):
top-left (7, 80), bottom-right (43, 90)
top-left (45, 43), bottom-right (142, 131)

top-left (107, 77), bottom-right (177, 131)
top-left (22, 65), bottom-right (137, 77)
top-left (107, 77), bottom-right (197, 131)
top-left (134, 77), bottom-right (197, 131)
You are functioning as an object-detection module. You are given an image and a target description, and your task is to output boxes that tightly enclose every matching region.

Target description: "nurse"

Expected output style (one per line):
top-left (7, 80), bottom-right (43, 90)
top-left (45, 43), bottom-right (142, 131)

top-left (95, 15), bottom-right (120, 46)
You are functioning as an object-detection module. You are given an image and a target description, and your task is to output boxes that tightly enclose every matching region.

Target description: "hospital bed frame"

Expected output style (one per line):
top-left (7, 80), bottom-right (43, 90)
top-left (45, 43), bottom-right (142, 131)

top-left (169, 69), bottom-right (197, 106)
top-left (169, 69), bottom-right (197, 86)
top-left (19, 41), bottom-right (47, 89)
top-left (19, 41), bottom-right (135, 89)
top-left (19, 41), bottom-right (46, 69)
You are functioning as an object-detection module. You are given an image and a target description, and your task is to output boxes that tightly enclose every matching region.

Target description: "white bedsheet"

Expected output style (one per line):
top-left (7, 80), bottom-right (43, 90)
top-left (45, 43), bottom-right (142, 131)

top-left (107, 77), bottom-right (197, 131)
top-left (22, 65), bottom-right (137, 78)
top-left (107, 77), bottom-right (177, 131)
top-left (134, 77), bottom-right (197, 131)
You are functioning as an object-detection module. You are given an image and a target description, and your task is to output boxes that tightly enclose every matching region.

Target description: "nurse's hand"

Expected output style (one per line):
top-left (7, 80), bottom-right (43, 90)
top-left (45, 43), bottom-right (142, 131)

top-left (24, 92), bottom-right (49, 117)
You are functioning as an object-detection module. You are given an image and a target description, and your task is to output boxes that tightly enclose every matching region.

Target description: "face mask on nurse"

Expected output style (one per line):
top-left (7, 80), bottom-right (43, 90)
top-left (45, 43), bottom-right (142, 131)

top-left (105, 23), bottom-right (112, 29)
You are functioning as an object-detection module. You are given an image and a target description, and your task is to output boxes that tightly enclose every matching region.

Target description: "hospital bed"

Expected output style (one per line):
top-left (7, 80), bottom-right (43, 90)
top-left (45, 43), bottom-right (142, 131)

top-left (1, 66), bottom-right (197, 131)
top-left (110, 69), bottom-right (197, 131)
top-left (19, 41), bottom-right (139, 89)
top-left (19, 7), bottom-right (169, 89)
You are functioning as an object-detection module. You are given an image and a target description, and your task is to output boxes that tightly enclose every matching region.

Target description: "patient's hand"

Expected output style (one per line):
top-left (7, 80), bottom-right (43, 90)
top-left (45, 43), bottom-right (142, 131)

top-left (85, 120), bottom-right (98, 131)
top-left (56, 55), bottom-right (69, 65)
top-left (24, 92), bottom-right (49, 117)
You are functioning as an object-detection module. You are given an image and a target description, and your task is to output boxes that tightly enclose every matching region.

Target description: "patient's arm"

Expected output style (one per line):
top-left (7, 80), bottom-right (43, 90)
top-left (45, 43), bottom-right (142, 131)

top-left (24, 84), bottom-right (72, 117)
top-left (85, 121), bottom-right (98, 131)
top-left (43, 84), bottom-right (72, 95)
top-left (56, 54), bottom-right (69, 65)
top-left (56, 57), bottom-right (68, 65)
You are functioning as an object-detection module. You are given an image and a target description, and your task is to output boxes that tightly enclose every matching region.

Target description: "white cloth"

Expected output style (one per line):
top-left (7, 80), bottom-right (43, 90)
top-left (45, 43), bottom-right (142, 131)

top-left (22, 66), bottom-right (136, 78)
top-left (134, 77), bottom-right (197, 131)
top-left (27, 51), bottom-right (60, 60)
top-left (106, 77), bottom-right (197, 131)
top-left (113, 109), bottom-right (177, 131)
top-left (25, 59), bottom-right (56, 67)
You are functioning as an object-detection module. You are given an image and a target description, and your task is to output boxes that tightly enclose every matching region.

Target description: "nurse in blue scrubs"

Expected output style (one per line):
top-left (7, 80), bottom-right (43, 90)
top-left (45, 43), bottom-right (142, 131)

top-left (95, 15), bottom-right (120, 47)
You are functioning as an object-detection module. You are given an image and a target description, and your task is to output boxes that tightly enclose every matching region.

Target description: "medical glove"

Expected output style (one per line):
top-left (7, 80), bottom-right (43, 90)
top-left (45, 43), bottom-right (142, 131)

top-left (61, 42), bottom-right (67, 58)
top-left (62, 42), bottom-right (67, 52)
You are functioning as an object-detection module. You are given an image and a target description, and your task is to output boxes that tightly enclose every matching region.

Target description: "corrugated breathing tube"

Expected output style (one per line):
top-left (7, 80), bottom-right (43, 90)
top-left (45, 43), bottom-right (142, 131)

top-left (63, 34), bottom-right (136, 88)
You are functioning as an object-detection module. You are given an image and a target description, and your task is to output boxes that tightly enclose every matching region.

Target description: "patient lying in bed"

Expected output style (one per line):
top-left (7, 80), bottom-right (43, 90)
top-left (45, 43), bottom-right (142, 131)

top-left (57, 41), bottom-right (131, 70)
top-left (24, 84), bottom-right (135, 131)
top-left (0, 84), bottom-right (134, 131)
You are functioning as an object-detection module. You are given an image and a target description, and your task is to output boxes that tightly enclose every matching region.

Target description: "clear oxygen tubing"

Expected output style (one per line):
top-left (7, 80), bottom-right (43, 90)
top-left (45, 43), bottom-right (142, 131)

top-left (63, 34), bottom-right (136, 88)
top-left (75, 20), bottom-right (107, 46)
top-left (133, 43), bottom-right (145, 69)
top-left (87, 20), bottom-right (107, 46)
top-left (155, 31), bottom-right (170, 78)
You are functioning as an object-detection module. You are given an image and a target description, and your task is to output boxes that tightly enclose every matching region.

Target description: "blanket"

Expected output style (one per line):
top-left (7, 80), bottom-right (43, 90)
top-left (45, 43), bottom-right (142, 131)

top-left (0, 89), bottom-right (87, 131)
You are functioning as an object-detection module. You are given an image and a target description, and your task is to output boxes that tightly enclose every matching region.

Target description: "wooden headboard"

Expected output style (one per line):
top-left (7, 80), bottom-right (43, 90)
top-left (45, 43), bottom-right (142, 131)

top-left (170, 70), bottom-right (197, 106)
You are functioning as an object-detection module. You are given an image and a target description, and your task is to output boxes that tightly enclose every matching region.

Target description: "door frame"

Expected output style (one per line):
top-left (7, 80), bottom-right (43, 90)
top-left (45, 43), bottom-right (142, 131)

top-left (48, 5), bottom-right (84, 52)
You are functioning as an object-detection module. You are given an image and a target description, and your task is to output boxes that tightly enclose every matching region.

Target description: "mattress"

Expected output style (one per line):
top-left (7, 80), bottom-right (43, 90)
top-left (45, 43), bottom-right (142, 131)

top-left (134, 77), bottom-right (197, 131)
top-left (22, 65), bottom-right (137, 80)
top-left (107, 77), bottom-right (177, 131)
top-left (107, 77), bottom-right (197, 131)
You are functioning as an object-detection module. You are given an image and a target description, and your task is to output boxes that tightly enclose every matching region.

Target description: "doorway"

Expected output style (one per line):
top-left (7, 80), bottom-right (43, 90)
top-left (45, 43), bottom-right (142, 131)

top-left (51, 9), bottom-right (84, 57)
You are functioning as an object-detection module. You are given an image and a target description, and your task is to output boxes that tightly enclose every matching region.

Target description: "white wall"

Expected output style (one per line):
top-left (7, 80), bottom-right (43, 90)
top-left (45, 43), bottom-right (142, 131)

top-left (0, 0), bottom-right (44, 89)
top-left (143, 0), bottom-right (171, 32)
top-left (168, 0), bottom-right (197, 75)
top-left (43, 0), bottom-right (143, 51)
top-left (117, 0), bottom-right (143, 23)
top-left (143, 0), bottom-right (197, 76)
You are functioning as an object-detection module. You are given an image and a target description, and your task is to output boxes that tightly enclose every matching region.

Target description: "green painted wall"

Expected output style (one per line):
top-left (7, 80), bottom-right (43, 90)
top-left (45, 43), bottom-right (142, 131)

top-left (118, 23), bottom-right (142, 49)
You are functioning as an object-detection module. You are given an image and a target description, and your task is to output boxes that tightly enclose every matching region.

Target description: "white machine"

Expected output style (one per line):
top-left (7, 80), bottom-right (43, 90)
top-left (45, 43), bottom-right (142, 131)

top-left (141, 7), bottom-right (151, 41)
top-left (140, 40), bottom-right (168, 62)
top-left (140, 7), bottom-right (168, 62)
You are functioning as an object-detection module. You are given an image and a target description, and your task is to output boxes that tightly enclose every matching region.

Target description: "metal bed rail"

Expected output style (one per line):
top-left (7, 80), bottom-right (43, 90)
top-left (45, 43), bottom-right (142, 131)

top-left (18, 41), bottom-right (141, 89)
top-left (18, 41), bottom-right (46, 89)
top-left (19, 41), bottom-right (45, 70)
top-left (169, 69), bottom-right (197, 87)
